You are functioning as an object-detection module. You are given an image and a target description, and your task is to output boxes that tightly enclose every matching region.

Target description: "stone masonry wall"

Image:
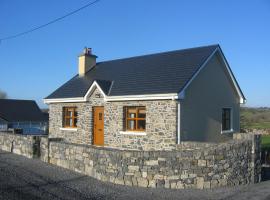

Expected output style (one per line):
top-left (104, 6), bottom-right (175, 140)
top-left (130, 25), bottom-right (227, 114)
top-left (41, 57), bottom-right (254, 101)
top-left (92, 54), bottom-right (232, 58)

top-left (0, 132), bottom-right (261, 189)
top-left (0, 132), bottom-right (43, 158)
top-left (233, 133), bottom-right (261, 183)
top-left (242, 128), bottom-right (270, 135)
top-left (104, 100), bottom-right (177, 151)
top-left (49, 88), bottom-right (104, 144)
top-left (49, 87), bottom-right (178, 150)
top-left (47, 133), bottom-right (261, 189)
top-left (40, 137), bottom-right (49, 162)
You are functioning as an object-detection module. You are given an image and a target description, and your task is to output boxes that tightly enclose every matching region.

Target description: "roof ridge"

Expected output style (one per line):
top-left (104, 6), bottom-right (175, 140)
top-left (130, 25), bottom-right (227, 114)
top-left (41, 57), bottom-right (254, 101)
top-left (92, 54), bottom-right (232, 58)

top-left (97, 44), bottom-right (219, 64)
top-left (45, 44), bottom-right (222, 100)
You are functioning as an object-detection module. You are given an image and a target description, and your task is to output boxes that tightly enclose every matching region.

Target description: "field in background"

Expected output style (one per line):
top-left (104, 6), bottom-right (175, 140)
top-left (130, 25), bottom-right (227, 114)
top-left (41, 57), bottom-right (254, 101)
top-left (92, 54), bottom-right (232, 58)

top-left (262, 135), bottom-right (270, 148)
top-left (240, 107), bottom-right (270, 130)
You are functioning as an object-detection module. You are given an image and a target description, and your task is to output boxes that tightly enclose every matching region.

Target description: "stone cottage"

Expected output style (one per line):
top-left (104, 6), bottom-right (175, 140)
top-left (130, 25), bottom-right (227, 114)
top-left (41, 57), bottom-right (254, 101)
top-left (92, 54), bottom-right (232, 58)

top-left (44, 45), bottom-right (245, 150)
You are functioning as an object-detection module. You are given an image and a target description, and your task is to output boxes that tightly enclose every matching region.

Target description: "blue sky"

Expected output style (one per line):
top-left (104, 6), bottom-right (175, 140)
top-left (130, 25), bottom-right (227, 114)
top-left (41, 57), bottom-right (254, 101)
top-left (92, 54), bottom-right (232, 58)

top-left (0, 0), bottom-right (269, 108)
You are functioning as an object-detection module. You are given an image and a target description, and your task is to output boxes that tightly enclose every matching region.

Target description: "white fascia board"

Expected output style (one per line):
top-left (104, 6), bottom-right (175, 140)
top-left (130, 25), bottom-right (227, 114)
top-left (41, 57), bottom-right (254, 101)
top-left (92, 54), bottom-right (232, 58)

top-left (43, 97), bottom-right (84, 104)
top-left (178, 47), bottom-right (246, 104)
top-left (43, 80), bottom-right (107, 104)
top-left (44, 82), bottom-right (179, 103)
top-left (216, 47), bottom-right (246, 104)
top-left (44, 93), bottom-right (179, 103)
top-left (105, 93), bottom-right (178, 101)
top-left (84, 80), bottom-right (107, 100)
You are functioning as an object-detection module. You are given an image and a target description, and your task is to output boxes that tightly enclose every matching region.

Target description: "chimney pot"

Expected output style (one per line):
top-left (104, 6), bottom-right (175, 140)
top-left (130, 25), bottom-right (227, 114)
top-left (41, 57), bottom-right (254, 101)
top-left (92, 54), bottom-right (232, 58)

top-left (84, 47), bottom-right (92, 55)
top-left (78, 47), bottom-right (97, 76)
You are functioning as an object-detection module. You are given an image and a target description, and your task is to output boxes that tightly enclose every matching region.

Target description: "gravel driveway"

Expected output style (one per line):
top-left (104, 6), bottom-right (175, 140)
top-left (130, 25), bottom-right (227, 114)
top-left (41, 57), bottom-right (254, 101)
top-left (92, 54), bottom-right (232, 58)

top-left (0, 150), bottom-right (269, 200)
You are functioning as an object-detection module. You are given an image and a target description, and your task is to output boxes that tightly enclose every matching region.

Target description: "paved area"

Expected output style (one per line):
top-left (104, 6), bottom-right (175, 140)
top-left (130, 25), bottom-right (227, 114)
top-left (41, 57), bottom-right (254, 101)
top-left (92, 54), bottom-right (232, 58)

top-left (0, 150), bottom-right (270, 200)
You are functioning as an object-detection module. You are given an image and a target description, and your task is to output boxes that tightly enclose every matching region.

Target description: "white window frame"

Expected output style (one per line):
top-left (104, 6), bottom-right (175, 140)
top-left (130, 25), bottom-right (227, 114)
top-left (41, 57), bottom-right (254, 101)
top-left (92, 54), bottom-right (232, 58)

top-left (221, 107), bottom-right (234, 134)
top-left (59, 127), bottom-right (78, 131)
top-left (119, 131), bottom-right (146, 136)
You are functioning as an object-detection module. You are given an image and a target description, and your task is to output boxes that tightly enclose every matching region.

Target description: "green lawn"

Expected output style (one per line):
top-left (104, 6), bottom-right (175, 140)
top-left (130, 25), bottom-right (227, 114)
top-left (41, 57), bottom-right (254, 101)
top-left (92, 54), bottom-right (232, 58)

top-left (261, 135), bottom-right (270, 148)
top-left (246, 122), bottom-right (270, 129)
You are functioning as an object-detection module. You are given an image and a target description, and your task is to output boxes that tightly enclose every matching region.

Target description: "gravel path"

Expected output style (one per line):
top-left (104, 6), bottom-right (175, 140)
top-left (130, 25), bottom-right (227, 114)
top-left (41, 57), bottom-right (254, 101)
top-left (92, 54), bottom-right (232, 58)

top-left (0, 150), bottom-right (269, 200)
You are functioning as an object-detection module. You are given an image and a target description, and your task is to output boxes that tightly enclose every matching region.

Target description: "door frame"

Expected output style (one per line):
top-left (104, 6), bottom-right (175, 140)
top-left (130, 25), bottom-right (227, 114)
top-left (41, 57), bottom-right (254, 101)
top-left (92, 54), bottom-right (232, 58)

top-left (93, 106), bottom-right (104, 146)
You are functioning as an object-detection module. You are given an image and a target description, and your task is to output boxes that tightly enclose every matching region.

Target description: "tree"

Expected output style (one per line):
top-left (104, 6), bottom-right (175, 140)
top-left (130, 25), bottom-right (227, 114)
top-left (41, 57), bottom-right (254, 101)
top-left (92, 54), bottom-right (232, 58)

top-left (0, 90), bottom-right (7, 99)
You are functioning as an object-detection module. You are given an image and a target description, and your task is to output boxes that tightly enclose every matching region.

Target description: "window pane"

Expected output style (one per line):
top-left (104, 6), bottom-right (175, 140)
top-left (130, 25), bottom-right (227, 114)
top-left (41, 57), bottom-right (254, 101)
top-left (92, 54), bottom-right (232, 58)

top-left (222, 108), bottom-right (231, 131)
top-left (74, 118), bottom-right (77, 127)
top-left (125, 106), bottom-right (146, 131)
top-left (128, 108), bottom-right (136, 113)
top-left (99, 113), bottom-right (102, 120)
top-left (69, 118), bottom-right (73, 126)
top-left (64, 118), bottom-right (71, 127)
top-left (63, 107), bottom-right (77, 127)
top-left (127, 120), bottom-right (136, 130)
top-left (138, 108), bottom-right (146, 118)
top-left (67, 110), bottom-right (73, 117)
top-left (128, 113), bottom-right (136, 118)
top-left (128, 108), bottom-right (136, 119)
top-left (225, 119), bottom-right (230, 130)
top-left (137, 120), bottom-right (146, 130)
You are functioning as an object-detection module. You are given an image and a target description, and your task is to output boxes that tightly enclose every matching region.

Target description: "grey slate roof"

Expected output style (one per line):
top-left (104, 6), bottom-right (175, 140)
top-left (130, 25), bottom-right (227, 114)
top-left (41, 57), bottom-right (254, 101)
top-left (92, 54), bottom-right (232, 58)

top-left (0, 99), bottom-right (46, 122)
top-left (46, 45), bottom-right (220, 99)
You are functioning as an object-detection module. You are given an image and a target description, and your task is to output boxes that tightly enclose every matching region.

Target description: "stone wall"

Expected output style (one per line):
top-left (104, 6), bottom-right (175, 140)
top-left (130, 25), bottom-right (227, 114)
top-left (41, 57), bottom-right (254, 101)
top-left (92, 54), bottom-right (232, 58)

top-left (47, 133), bottom-right (261, 189)
top-left (40, 137), bottom-right (49, 162)
top-left (0, 131), bottom-right (261, 189)
top-left (104, 100), bottom-right (177, 150)
top-left (49, 88), bottom-right (104, 144)
top-left (242, 128), bottom-right (270, 135)
top-left (0, 132), bottom-right (43, 158)
top-left (233, 133), bottom-right (261, 183)
top-left (48, 87), bottom-right (178, 150)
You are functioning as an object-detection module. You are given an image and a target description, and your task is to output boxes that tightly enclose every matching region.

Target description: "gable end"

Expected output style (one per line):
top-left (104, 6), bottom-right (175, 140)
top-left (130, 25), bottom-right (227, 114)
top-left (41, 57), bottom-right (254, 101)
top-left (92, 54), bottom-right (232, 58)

top-left (178, 46), bottom-right (246, 104)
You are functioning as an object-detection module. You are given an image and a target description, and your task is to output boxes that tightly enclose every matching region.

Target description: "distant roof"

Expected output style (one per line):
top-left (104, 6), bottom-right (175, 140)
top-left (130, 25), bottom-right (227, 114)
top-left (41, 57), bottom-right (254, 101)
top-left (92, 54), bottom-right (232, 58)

top-left (46, 45), bottom-right (220, 99)
top-left (0, 99), bottom-right (47, 122)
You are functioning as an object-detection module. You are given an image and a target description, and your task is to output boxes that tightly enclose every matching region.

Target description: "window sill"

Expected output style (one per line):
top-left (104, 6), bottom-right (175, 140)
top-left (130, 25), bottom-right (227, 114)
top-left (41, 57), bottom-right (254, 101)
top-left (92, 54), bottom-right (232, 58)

top-left (221, 129), bottom-right (234, 134)
top-left (119, 131), bottom-right (146, 136)
top-left (60, 127), bottom-right (78, 131)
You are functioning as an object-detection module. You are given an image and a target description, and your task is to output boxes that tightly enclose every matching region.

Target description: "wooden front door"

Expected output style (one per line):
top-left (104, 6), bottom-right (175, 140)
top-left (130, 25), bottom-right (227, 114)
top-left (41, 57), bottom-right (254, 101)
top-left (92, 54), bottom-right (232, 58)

top-left (93, 107), bottom-right (104, 146)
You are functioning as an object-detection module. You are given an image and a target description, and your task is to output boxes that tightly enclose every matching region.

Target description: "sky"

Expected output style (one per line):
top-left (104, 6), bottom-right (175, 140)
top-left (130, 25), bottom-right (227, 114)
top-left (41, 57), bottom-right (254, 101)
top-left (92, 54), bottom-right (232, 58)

top-left (0, 0), bottom-right (269, 108)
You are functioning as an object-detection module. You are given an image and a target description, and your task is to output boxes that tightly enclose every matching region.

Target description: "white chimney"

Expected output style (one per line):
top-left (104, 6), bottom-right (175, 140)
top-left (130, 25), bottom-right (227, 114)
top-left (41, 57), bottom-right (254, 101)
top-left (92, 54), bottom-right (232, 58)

top-left (78, 47), bottom-right (97, 76)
